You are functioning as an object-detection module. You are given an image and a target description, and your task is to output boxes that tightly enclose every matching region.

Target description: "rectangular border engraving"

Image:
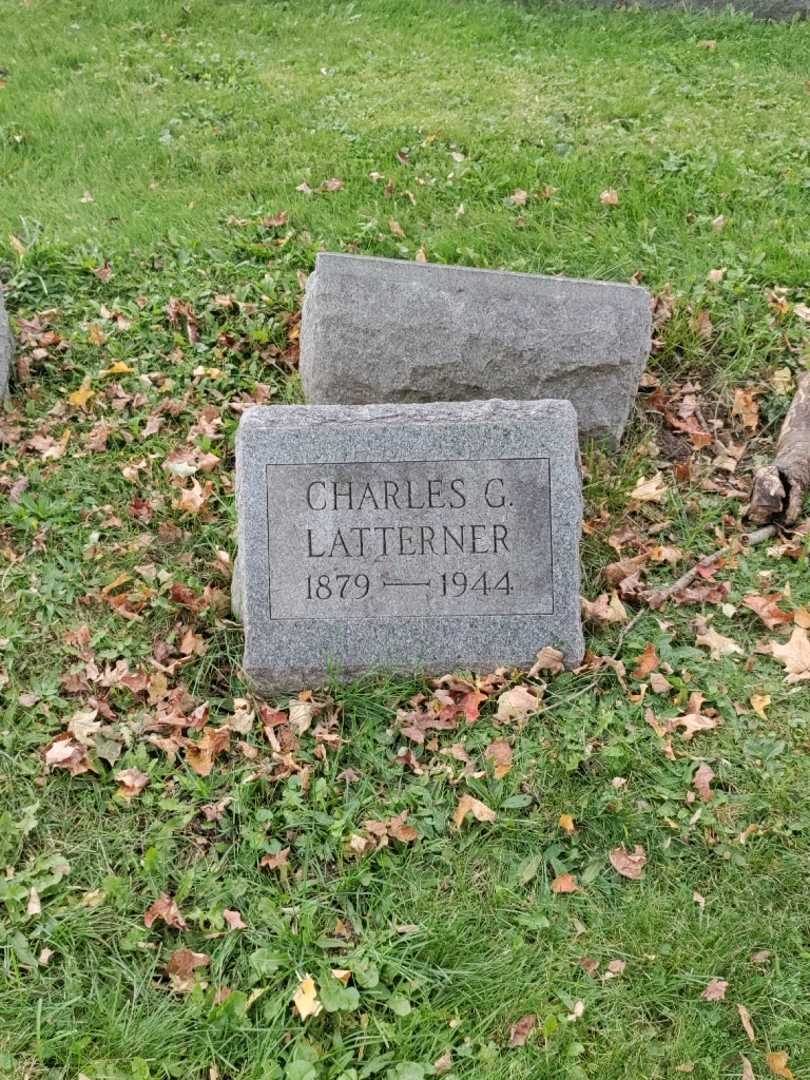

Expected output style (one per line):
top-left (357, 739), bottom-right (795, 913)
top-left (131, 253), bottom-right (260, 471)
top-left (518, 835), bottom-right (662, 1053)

top-left (265, 457), bottom-right (554, 621)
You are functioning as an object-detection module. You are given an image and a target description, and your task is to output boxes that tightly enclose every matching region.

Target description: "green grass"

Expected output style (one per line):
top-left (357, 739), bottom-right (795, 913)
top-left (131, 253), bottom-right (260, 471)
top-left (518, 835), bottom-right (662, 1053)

top-left (2, 1), bottom-right (810, 1078)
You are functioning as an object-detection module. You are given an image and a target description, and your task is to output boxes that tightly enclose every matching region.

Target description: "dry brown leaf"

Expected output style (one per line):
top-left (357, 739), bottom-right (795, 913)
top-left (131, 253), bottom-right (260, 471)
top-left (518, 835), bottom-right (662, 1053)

top-left (115, 767), bottom-right (150, 800)
top-left (732, 388), bottom-right (760, 432)
top-left (144, 893), bottom-right (187, 930)
top-left (743, 593), bottom-right (793, 630)
top-left (509, 189), bottom-right (528, 206)
top-left (693, 762), bottom-right (715, 802)
top-left (766, 1051), bottom-right (794, 1079)
top-left (771, 627), bottom-right (810, 683)
top-left (600, 188), bottom-right (619, 206)
top-left (673, 692), bottom-right (721, 740)
top-left (259, 847), bottom-right (290, 871)
top-left (551, 872), bottom-right (579, 894)
top-left (388, 218), bottom-right (406, 238)
top-left (741, 1055), bottom-right (756, 1080)
top-left (508, 1013), bottom-right (536, 1046)
top-left (434, 1050), bottom-right (453, 1075)
top-left (701, 978), bottom-right (728, 1002)
top-left (632, 643), bottom-right (660, 680)
top-left (495, 685), bottom-right (542, 723)
top-left (609, 844), bottom-right (647, 880)
top-left (485, 739), bottom-right (513, 778)
top-left (166, 948), bottom-right (209, 993)
top-left (293, 975), bottom-right (322, 1019)
top-left (737, 1003), bottom-right (755, 1043)
top-left (750, 694), bottom-right (771, 719)
top-left (604, 958), bottom-right (626, 978)
top-left (530, 646), bottom-right (565, 676)
top-left (695, 621), bottom-right (743, 661)
top-left (386, 811), bottom-right (419, 843)
top-left (581, 592), bottom-right (627, 627)
top-left (629, 472), bottom-right (668, 503)
top-left (453, 793), bottom-right (496, 829)
top-left (223, 909), bottom-right (246, 930)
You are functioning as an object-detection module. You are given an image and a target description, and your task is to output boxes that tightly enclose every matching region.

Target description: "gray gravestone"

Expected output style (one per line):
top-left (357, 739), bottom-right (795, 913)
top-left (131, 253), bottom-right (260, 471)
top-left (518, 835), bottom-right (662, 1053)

top-left (300, 253), bottom-right (651, 447)
top-left (0, 289), bottom-right (12, 400)
top-left (233, 399), bottom-right (584, 693)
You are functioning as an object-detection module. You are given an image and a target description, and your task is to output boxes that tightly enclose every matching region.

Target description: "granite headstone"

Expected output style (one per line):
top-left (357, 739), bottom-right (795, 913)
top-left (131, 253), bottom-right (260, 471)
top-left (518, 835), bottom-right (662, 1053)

top-left (233, 399), bottom-right (584, 693)
top-left (300, 253), bottom-right (651, 447)
top-left (0, 288), bottom-right (12, 400)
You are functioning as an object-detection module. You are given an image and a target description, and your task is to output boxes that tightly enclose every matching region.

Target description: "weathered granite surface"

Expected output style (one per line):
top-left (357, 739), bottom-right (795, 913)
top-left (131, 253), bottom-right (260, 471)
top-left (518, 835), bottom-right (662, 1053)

top-left (300, 253), bottom-right (651, 447)
top-left (234, 399), bottom-right (584, 694)
top-left (0, 289), bottom-right (12, 400)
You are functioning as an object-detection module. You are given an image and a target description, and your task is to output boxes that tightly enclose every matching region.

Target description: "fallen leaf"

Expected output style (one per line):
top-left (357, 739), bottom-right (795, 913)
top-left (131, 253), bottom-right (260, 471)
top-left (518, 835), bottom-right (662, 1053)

top-left (750, 694), bottom-right (771, 719)
top-left (567, 999), bottom-right (585, 1022)
top-left (495, 685), bottom-right (541, 723)
top-left (794, 303), bottom-right (810, 323)
top-left (609, 844), bottom-right (647, 880)
top-left (741, 1056), bottom-right (755, 1080)
top-left (604, 958), bottom-right (626, 978)
top-left (766, 1051), bottom-right (794, 1079)
top-left (508, 1013), bottom-right (536, 1046)
top-left (434, 1050), bottom-right (453, 1074)
top-left (632, 643), bottom-right (660, 679)
top-left (629, 472), bottom-right (667, 503)
top-left (144, 893), bottom-right (187, 930)
top-left (293, 975), bottom-right (322, 1019)
top-left (751, 950), bottom-right (770, 965)
top-left (166, 948), bottom-right (209, 993)
top-left (695, 621), bottom-right (743, 661)
top-left (551, 872), bottom-right (579, 894)
top-left (771, 627), bottom-right (810, 682)
top-left (485, 739), bottom-right (513, 778)
top-left (737, 1003), bottom-right (755, 1043)
top-left (673, 691), bottom-right (722, 740)
top-left (581, 592), bottom-right (628, 626)
top-left (259, 847), bottom-right (290, 871)
top-left (708, 267), bottom-right (726, 284)
top-left (701, 978), bottom-right (728, 1002)
top-left (732, 388), bottom-right (760, 432)
top-left (743, 593), bottom-right (793, 630)
top-left (388, 217), bottom-right (406, 238)
top-left (115, 767), bottom-right (150, 800)
top-left (453, 793), bottom-right (496, 829)
top-left (600, 188), bottom-right (619, 206)
top-left (27, 888), bottom-right (41, 916)
top-left (559, 813), bottom-right (576, 835)
top-left (530, 646), bottom-right (565, 676)
top-left (223, 909), bottom-right (246, 930)
top-left (693, 762), bottom-right (715, 802)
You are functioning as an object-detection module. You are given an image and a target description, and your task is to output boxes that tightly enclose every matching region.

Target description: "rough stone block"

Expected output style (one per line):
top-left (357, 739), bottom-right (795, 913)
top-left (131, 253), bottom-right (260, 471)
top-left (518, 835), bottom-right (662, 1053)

top-left (300, 253), bottom-right (651, 447)
top-left (234, 399), bottom-right (584, 694)
top-left (0, 289), bottom-right (12, 400)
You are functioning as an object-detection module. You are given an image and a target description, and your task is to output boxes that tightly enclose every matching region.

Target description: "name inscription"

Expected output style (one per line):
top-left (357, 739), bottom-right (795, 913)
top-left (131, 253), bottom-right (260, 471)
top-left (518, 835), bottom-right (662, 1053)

top-left (265, 458), bottom-right (553, 620)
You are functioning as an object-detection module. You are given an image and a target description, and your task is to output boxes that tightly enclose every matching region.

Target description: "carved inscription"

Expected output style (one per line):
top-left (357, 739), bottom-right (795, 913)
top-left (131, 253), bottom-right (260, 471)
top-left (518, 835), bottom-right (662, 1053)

top-left (265, 458), bottom-right (553, 619)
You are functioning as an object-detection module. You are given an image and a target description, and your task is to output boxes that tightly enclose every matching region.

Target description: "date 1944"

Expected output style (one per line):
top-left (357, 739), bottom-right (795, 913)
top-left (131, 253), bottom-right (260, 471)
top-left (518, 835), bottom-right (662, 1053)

top-left (305, 569), bottom-right (513, 601)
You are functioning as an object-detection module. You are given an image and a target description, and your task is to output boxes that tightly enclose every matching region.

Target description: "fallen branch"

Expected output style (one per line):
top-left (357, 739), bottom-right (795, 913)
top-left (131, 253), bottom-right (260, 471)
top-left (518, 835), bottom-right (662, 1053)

top-left (748, 372), bottom-right (810, 525)
top-left (612, 524), bottom-right (777, 650)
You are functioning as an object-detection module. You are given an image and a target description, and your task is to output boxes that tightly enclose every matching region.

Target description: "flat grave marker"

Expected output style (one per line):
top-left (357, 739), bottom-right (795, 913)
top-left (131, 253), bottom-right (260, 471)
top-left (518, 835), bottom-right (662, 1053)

top-left (234, 400), bottom-right (584, 693)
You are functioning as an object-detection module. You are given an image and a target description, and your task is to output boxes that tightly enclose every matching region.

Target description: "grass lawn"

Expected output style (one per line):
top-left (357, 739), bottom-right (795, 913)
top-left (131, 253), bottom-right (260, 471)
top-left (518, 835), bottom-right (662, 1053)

top-left (2, 1), bottom-right (810, 1078)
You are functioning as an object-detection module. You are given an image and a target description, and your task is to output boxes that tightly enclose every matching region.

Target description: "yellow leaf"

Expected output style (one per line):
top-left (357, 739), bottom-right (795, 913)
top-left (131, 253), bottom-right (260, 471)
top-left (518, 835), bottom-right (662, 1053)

top-left (559, 813), bottom-right (576, 835)
top-left (750, 694), bottom-right (770, 719)
top-left (68, 382), bottom-right (95, 409)
top-left (293, 975), bottom-right (322, 1020)
top-left (101, 360), bottom-right (134, 376)
top-left (767, 1051), bottom-right (794, 1079)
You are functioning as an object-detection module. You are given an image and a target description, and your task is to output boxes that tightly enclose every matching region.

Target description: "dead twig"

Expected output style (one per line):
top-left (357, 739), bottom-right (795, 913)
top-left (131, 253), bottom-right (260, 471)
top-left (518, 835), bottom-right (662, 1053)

top-left (748, 372), bottom-right (810, 525)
